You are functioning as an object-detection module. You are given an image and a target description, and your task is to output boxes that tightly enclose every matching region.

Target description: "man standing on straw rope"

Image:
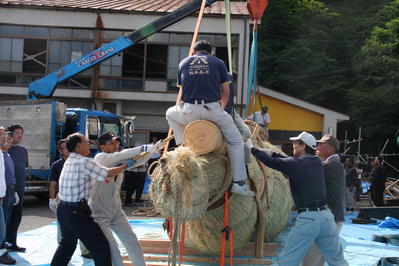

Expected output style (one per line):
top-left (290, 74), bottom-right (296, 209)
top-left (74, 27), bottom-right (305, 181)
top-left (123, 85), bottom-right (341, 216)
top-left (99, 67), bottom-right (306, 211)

top-left (90, 132), bottom-right (163, 266)
top-left (302, 135), bottom-right (346, 266)
top-left (249, 132), bottom-right (348, 266)
top-left (166, 40), bottom-right (254, 197)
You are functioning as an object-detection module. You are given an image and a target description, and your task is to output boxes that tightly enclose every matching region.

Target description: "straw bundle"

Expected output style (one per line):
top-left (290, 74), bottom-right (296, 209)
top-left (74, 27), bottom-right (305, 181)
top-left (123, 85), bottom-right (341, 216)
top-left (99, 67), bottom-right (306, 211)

top-left (150, 123), bottom-right (292, 254)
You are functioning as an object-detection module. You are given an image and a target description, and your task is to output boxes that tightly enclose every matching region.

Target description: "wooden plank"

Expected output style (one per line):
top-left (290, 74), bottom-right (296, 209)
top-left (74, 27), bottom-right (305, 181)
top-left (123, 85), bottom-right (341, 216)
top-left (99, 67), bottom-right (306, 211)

top-left (359, 206), bottom-right (399, 219)
top-left (124, 254), bottom-right (273, 265)
top-left (137, 247), bottom-right (276, 258)
top-left (129, 239), bottom-right (278, 258)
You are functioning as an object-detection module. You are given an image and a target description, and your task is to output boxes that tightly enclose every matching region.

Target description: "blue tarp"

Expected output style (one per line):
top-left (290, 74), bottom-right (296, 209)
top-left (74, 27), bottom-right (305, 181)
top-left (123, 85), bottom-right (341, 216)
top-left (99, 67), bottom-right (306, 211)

top-left (11, 213), bottom-right (399, 265)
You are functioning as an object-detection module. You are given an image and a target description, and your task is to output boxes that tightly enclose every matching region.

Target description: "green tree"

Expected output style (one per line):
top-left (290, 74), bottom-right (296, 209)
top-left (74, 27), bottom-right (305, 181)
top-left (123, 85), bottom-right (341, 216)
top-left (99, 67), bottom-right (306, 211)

top-left (351, 11), bottom-right (399, 140)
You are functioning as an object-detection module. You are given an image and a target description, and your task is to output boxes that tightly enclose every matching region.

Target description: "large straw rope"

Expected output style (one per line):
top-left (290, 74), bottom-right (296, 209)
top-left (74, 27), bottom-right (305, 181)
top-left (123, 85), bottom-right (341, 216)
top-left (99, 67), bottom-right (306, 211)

top-left (150, 123), bottom-right (292, 254)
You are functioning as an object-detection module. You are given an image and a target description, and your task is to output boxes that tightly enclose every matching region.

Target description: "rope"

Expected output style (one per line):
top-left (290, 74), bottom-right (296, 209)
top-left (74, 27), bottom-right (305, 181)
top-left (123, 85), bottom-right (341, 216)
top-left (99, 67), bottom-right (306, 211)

top-left (179, 223), bottom-right (186, 264)
top-left (224, 0), bottom-right (233, 74)
top-left (246, 28), bottom-right (258, 118)
top-left (219, 191), bottom-right (233, 266)
top-left (164, 0), bottom-right (208, 153)
top-left (207, 155), bottom-right (232, 207)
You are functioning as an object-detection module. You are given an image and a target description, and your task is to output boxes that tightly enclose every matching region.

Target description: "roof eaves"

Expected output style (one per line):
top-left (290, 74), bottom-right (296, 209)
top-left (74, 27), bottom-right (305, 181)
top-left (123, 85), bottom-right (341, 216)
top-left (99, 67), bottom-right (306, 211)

top-left (258, 86), bottom-right (350, 119)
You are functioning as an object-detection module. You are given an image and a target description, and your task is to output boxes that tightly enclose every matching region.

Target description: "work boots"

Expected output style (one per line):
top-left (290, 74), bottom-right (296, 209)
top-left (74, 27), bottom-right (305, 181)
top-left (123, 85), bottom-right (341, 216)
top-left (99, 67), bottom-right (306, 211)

top-left (0, 251), bottom-right (16, 265)
top-left (231, 181), bottom-right (255, 197)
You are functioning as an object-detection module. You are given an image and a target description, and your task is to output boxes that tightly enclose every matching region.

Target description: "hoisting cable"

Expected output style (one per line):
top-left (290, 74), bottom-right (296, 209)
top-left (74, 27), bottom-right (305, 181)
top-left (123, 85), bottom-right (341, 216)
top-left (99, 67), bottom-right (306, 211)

top-left (163, 1), bottom-right (208, 265)
top-left (245, 0), bottom-right (270, 259)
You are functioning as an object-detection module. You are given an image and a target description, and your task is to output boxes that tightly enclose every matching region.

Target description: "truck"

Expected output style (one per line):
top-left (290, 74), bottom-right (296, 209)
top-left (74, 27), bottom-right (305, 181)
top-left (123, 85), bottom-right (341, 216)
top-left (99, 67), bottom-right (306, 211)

top-left (0, 0), bottom-right (218, 198)
top-left (0, 100), bottom-right (134, 198)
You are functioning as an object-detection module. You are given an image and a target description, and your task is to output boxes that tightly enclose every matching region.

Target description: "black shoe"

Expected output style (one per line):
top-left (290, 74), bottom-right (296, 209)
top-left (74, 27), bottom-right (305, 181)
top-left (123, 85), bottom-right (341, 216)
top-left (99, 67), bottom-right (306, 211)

top-left (0, 252), bottom-right (16, 264)
top-left (81, 252), bottom-right (93, 259)
top-left (124, 201), bottom-right (134, 207)
top-left (7, 245), bottom-right (26, 252)
top-left (135, 199), bottom-right (145, 203)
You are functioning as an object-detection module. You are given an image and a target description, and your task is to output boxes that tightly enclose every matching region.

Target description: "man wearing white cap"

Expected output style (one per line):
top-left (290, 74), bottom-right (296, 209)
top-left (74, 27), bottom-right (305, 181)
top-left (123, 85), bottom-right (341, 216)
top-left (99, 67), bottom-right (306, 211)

top-left (249, 131), bottom-right (348, 266)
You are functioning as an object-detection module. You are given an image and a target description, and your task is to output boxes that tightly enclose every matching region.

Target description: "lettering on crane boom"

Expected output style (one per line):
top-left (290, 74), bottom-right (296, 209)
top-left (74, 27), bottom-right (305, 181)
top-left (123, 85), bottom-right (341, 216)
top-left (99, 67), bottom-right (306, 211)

top-left (76, 47), bottom-right (115, 67)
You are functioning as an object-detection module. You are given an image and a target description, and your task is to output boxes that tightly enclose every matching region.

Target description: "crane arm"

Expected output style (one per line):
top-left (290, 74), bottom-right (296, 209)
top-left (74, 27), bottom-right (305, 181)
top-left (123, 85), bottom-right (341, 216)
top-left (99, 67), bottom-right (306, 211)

top-left (27, 0), bottom-right (218, 100)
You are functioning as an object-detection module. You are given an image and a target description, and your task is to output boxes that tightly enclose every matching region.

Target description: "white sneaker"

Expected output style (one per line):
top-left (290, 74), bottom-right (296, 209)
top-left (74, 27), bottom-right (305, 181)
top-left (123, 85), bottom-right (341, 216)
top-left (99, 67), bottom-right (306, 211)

top-left (231, 183), bottom-right (255, 197)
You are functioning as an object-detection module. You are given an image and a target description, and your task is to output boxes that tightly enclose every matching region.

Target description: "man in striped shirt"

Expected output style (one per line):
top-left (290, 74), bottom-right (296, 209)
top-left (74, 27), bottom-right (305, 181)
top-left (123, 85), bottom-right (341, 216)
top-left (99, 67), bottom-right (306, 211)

top-left (50, 133), bottom-right (129, 266)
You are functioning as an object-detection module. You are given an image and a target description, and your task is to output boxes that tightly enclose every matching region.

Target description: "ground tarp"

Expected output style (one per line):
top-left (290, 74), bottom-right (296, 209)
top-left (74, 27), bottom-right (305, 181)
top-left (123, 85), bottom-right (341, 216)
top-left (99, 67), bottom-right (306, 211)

top-left (12, 213), bottom-right (399, 265)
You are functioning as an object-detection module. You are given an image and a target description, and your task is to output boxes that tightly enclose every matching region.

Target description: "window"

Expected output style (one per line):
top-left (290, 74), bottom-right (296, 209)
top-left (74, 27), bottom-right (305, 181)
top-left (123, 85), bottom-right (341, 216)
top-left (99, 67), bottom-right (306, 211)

top-left (167, 45), bottom-right (189, 79)
top-left (86, 117), bottom-right (100, 148)
top-left (122, 44), bottom-right (144, 78)
top-left (101, 119), bottom-right (120, 136)
top-left (50, 28), bottom-right (72, 39)
top-left (146, 44), bottom-right (167, 79)
top-left (24, 26), bottom-right (49, 37)
top-left (101, 30), bottom-right (123, 41)
top-left (0, 25), bottom-right (24, 36)
top-left (103, 103), bottom-right (117, 114)
top-left (23, 39), bottom-right (47, 74)
top-left (100, 53), bottom-right (122, 77)
top-left (0, 37), bottom-right (23, 72)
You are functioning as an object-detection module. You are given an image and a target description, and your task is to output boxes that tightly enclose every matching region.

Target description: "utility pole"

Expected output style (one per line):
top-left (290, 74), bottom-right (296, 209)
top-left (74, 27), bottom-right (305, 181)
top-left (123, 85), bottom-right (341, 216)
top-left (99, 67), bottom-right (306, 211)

top-left (357, 127), bottom-right (362, 162)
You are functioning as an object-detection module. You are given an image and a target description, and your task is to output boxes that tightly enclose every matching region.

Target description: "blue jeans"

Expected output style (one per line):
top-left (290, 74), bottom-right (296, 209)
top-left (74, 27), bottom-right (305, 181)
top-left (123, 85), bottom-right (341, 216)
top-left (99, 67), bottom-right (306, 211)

top-left (278, 209), bottom-right (348, 266)
top-left (0, 201), bottom-right (5, 245)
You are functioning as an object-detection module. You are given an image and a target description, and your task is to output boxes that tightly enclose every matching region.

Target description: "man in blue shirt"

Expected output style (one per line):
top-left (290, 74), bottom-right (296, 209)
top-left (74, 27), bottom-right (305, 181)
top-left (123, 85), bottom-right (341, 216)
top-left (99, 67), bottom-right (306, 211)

top-left (249, 132), bottom-right (348, 266)
top-left (6, 125), bottom-right (28, 252)
top-left (166, 40), bottom-right (253, 197)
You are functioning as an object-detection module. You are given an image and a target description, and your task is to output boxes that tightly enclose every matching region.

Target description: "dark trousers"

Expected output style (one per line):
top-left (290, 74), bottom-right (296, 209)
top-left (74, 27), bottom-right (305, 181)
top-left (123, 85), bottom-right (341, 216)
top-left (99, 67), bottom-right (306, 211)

top-left (3, 186), bottom-right (15, 227)
top-left (371, 184), bottom-right (385, 206)
top-left (5, 189), bottom-right (23, 246)
top-left (51, 203), bottom-right (111, 266)
top-left (2, 185), bottom-right (15, 247)
top-left (124, 171), bottom-right (146, 203)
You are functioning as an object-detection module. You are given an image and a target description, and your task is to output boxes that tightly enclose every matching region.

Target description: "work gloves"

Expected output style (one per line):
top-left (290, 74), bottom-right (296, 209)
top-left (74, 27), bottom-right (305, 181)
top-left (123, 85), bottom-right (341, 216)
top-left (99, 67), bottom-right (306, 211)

top-left (140, 140), bottom-right (164, 153)
top-left (13, 192), bottom-right (19, 206)
top-left (49, 198), bottom-right (57, 212)
top-left (245, 138), bottom-right (254, 150)
top-left (246, 138), bottom-right (273, 156)
top-left (123, 158), bottom-right (137, 170)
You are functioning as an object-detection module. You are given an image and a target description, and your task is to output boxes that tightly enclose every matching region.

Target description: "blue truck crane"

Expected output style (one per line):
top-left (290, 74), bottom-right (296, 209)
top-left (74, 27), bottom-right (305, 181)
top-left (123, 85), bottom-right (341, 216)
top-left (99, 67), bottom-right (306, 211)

top-left (0, 0), bottom-right (218, 198)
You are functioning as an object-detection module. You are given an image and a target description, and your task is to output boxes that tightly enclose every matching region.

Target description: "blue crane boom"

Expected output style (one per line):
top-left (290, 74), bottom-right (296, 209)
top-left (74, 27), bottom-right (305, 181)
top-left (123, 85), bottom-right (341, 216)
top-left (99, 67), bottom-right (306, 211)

top-left (27, 0), bottom-right (218, 100)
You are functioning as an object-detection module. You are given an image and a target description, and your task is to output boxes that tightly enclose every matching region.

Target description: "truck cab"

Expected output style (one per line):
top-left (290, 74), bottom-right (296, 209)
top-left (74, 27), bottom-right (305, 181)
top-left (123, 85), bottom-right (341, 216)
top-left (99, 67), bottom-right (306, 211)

top-left (0, 100), bottom-right (133, 199)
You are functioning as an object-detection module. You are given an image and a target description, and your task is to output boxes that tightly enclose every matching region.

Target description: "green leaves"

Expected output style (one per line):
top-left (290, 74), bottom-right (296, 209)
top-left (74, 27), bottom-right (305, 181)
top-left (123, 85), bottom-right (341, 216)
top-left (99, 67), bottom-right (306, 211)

top-left (256, 0), bottom-right (399, 152)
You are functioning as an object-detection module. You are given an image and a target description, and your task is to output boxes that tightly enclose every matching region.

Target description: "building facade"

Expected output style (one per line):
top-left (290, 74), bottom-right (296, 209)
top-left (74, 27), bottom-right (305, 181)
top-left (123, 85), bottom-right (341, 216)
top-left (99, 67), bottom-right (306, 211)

top-left (249, 86), bottom-right (349, 153)
top-left (0, 0), bottom-right (349, 148)
top-left (0, 0), bottom-right (251, 144)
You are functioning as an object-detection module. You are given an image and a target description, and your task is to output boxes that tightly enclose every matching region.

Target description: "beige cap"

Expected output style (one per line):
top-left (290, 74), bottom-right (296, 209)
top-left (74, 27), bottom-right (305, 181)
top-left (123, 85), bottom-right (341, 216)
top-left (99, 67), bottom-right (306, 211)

top-left (317, 135), bottom-right (340, 152)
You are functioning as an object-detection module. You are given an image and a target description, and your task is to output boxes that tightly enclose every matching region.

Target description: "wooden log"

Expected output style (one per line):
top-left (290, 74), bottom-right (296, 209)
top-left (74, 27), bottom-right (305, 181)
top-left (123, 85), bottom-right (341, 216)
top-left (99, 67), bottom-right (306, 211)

top-left (183, 120), bottom-right (224, 155)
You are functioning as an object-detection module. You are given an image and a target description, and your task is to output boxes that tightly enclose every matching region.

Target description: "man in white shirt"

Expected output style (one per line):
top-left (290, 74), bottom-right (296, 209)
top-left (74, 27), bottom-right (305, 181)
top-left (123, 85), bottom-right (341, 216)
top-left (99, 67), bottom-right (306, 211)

top-left (91, 132), bottom-right (163, 266)
top-left (248, 106), bottom-right (270, 140)
top-left (50, 133), bottom-right (128, 266)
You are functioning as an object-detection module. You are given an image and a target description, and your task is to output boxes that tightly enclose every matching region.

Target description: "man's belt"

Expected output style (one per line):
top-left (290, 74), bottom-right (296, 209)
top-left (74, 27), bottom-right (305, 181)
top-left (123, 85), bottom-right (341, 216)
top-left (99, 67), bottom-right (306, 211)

top-left (60, 200), bottom-right (80, 206)
top-left (184, 99), bottom-right (218, 104)
top-left (297, 205), bottom-right (328, 213)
